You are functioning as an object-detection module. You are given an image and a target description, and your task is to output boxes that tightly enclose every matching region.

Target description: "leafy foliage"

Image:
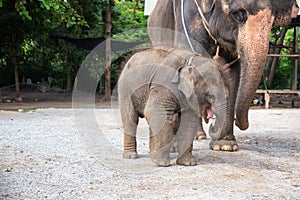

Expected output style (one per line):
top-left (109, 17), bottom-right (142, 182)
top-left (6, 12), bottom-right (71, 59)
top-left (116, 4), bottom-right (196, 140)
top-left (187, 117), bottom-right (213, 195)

top-left (261, 27), bottom-right (300, 89)
top-left (0, 0), bottom-right (148, 93)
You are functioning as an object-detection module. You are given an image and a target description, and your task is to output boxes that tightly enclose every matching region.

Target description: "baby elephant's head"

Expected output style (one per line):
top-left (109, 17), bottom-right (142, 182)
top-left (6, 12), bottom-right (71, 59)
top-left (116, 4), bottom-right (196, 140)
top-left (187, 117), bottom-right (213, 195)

top-left (173, 57), bottom-right (228, 136)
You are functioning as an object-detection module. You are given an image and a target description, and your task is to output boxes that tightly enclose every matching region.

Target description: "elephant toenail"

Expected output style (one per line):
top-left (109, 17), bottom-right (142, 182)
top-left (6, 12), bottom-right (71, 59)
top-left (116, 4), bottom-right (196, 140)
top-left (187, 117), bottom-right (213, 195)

top-left (232, 145), bottom-right (238, 151)
top-left (213, 145), bottom-right (221, 151)
top-left (221, 145), bottom-right (232, 151)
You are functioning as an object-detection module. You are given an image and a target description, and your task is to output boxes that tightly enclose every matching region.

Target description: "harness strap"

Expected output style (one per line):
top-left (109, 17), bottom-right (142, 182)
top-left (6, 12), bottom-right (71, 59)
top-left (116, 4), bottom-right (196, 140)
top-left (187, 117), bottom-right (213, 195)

top-left (180, 0), bottom-right (196, 52)
top-left (187, 54), bottom-right (196, 66)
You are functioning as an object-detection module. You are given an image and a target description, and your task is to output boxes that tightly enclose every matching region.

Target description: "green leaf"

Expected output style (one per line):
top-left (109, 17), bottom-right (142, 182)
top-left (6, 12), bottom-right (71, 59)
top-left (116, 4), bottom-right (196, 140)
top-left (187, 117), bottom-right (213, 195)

top-left (42, 0), bottom-right (51, 10)
top-left (53, 4), bottom-right (59, 10)
top-left (0, 0), bottom-right (2, 8)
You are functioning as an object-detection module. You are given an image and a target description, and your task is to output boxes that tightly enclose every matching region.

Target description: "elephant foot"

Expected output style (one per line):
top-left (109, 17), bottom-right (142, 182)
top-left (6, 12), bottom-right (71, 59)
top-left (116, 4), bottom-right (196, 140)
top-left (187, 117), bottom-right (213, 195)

top-left (195, 130), bottom-right (207, 140)
top-left (150, 152), bottom-right (170, 167)
top-left (151, 158), bottom-right (170, 167)
top-left (123, 151), bottom-right (138, 159)
top-left (176, 152), bottom-right (196, 166)
top-left (209, 136), bottom-right (238, 152)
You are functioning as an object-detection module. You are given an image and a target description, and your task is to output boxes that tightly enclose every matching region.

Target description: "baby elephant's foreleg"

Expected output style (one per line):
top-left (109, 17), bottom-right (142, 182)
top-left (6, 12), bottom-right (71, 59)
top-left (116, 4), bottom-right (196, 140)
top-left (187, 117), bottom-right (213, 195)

top-left (145, 91), bottom-right (178, 167)
top-left (176, 110), bottom-right (199, 166)
top-left (148, 116), bottom-right (177, 167)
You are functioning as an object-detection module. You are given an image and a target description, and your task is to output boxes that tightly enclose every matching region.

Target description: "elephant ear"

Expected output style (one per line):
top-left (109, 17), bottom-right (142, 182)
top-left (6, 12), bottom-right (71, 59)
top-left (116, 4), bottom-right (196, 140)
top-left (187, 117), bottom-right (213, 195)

top-left (172, 66), bottom-right (194, 99)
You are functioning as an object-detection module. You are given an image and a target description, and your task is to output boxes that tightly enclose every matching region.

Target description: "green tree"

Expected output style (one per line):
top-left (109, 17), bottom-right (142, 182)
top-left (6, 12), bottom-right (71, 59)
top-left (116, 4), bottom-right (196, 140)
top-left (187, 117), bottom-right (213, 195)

top-left (0, 0), bottom-right (148, 99)
top-left (261, 26), bottom-right (300, 90)
top-left (0, 0), bottom-right (87, 99)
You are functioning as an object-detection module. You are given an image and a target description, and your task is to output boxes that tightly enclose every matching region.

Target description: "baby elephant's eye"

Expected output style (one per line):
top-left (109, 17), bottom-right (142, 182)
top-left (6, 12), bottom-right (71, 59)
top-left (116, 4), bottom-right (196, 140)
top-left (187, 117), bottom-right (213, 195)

top-left (206, 94), bottom-right (216, 103)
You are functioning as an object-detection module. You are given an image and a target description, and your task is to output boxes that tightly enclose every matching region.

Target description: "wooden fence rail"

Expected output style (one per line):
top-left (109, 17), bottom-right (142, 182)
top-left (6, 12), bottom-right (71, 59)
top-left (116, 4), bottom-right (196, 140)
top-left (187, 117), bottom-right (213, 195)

top-left (255, 89), bottom-right (300, 109)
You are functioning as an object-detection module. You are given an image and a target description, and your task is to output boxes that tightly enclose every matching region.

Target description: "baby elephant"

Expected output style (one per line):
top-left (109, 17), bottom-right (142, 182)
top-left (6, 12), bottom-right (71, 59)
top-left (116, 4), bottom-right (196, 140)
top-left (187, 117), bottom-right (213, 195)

top-left (118, 48), bottom-right (228, 166)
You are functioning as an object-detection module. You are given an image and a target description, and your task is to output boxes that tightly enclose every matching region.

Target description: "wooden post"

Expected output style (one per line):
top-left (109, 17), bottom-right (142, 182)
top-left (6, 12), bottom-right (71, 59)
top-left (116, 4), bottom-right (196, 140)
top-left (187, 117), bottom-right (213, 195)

top-left (104, 1), bottom-right (112, 101)
top-left (264, 91), bottom-right (270, 109)
top-left (267, 27), bottom-right (288, 86)
top-left (291, 26), bottom-right (299, 90)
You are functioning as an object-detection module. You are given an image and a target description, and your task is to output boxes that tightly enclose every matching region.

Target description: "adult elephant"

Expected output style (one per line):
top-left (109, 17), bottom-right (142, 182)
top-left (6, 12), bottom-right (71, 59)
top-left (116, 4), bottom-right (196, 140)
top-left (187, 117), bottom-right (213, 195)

top-left (148, 0), bottom-right (299, 151)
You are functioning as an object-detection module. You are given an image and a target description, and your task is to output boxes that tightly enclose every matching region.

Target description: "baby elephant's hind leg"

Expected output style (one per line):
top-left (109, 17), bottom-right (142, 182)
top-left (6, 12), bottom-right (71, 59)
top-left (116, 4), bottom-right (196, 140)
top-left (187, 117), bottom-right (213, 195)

top-left (122, 103), bottom-right (139, 159)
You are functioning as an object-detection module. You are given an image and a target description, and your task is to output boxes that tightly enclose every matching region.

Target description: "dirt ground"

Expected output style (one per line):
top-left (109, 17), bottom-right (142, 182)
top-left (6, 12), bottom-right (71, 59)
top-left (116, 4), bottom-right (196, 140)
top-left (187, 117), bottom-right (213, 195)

top-left (0, 91), bottom-right (299, 199)
top-left (0, 90), bottom-right (111, 110)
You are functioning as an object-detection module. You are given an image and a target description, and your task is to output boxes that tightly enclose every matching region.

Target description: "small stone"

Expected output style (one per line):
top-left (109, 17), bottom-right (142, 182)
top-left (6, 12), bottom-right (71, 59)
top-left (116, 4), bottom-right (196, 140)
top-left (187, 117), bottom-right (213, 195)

top-left (244, 139), bottom-right (250, 143)
top-left (15, 97), bottom-right (23, 102)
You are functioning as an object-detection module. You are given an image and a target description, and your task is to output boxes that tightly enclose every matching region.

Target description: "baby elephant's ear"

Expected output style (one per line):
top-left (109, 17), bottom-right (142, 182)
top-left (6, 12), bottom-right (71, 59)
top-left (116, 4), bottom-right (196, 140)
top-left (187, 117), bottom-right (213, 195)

top-left (172, 66), bottom-right (194, 99)
top-left (171, 71), bottom-right (180, 84)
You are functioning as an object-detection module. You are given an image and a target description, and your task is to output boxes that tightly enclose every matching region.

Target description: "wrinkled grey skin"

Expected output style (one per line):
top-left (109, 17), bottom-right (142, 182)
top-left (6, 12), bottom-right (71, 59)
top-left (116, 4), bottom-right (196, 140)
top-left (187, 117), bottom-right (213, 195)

top-left (148, 0), bottom-right (299, 151)
top-left (118, 48), bottom-right (228, 166)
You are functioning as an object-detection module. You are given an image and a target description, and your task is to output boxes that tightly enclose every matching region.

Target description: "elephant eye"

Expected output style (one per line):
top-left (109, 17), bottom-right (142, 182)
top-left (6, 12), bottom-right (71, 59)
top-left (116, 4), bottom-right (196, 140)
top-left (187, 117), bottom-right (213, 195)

top-left (206, 93), bottom-right (215, 104)
top-left (230, 8), bottom-right (248, 24)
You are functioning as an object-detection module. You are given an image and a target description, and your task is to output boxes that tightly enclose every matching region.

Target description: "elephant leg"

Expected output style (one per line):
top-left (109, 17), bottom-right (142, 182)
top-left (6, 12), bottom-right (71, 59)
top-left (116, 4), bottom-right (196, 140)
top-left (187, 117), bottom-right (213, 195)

top-left (176, 110), bottom-right (198, 166)
top-left (209, 62), bottom-right (239, 151)
top-left (123, 133), bottom-right (138, 159)
top-left (147, 0), bottom-right (175, 47)
top-left (147, 111), bottom-right (177, 167)
top-left (121, 101), bottom-right (139, 159)
top-left (195, 118), bottom-right (207, 140)
top-left (149, 129), bottom-right (174, 167)
top-left (209, 109), bottom-right (238, 151)
top-left (145, 89), bottom-right (178, 167)
top-left (176, 143), bottom-right (196, 166)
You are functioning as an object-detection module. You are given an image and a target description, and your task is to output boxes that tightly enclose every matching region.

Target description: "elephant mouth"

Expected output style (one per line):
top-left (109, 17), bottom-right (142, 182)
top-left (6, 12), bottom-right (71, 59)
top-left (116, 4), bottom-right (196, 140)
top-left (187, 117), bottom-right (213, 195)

top-left (204, 107), bottom-right (213, 123)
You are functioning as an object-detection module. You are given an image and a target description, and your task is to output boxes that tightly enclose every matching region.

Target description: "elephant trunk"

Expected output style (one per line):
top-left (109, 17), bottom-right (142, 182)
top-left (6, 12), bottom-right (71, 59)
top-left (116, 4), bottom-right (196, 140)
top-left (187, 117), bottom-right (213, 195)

top-left (235, 8), bottom-right (275, 130)
top-left (209, 106), bottom-right (228, 140)
top-left (208, 74), bottom-right (229, 140)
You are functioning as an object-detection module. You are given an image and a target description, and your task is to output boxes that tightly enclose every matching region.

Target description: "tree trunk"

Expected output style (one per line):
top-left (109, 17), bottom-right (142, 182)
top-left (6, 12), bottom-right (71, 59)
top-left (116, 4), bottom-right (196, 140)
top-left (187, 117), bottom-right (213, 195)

top-left (65, 52), bottom-right (73, 93)
top-left (104, 0), bottom-right (112, 101)
top-left (10, 33), bottom-right (21, 100)
top-left (267, 27), bottom-right (288, 87)
top-left (291, 26), bottom-right (299, 90)
top-left (67, 73), bottom-right (73, 93)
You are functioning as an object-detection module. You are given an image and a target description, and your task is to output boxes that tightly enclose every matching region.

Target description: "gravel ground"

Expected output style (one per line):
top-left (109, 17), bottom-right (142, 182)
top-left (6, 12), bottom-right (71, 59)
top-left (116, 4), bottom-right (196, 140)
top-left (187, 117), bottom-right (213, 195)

top-left (0, 108), bottom-right (299, 199)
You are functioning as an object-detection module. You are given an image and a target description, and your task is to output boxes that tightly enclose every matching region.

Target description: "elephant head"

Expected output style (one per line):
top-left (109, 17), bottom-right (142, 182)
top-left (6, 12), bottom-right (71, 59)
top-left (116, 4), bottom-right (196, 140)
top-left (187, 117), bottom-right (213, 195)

top-left (173, 57), bottom-right (228, 140)
top-left (220, 0), bottom-right (299, 130)
top-left (148, 0), bottom-right (299, 131)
